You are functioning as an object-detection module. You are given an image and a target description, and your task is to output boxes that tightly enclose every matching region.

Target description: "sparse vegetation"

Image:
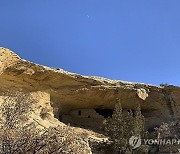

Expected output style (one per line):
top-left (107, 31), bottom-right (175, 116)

top-left (160, 83), bottom-right (169, 87)
top-left (105, 100), bottom-right (148, 154)
top-left (155, 122), bottom-right (179, 139)
top-left (0, 91), bottom-right (90, 154)
top-left (153, 122), bottom-right (180, 153)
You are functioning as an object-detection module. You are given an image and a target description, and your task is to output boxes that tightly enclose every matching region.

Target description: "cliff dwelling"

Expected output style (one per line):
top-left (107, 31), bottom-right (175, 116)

top-left (1, 48), bottom-right (180, 138)
top-left (60, 108), bottom-right (114, 131)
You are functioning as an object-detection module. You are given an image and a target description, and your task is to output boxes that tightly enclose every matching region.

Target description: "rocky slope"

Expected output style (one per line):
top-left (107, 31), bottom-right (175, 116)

top-left (0, 47), bottom-right (180, 153)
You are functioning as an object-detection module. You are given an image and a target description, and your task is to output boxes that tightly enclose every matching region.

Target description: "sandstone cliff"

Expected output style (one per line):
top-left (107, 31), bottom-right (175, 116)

top-left (0, 47), bottom-right (180, 153)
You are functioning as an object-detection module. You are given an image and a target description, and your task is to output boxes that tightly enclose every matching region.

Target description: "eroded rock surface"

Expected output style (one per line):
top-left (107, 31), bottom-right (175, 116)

top-left (0, 47), bottom-right (180, 153)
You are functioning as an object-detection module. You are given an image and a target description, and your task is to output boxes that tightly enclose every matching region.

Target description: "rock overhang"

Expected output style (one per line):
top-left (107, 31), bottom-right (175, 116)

top-left (0, 47), bottom-right (180, 129)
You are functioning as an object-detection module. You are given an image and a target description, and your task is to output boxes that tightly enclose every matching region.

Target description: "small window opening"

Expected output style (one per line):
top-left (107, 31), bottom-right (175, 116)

top-left (78, 110), bottom-right (81, 116)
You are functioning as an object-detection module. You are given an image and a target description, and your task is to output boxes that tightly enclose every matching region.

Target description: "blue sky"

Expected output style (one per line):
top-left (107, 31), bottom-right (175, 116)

top-left (0, 1), bottom-right (180, 86)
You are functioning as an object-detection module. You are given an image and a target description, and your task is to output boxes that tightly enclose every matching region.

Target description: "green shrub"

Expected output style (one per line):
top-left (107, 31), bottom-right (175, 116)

top-left (105, 100), bottom-right (148, 154)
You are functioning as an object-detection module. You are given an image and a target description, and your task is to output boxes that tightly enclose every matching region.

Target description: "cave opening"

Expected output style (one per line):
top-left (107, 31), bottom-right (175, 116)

top-left (95, 108), bottom-right (114, 118)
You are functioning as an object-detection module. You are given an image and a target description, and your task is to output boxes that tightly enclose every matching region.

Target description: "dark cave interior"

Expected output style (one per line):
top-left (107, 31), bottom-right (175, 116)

top-left (95, 108), bottom-right (114, 118)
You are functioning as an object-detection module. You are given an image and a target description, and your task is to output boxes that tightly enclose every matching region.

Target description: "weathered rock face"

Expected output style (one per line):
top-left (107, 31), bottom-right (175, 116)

top-left (0, 47), bottom-right (180, 131)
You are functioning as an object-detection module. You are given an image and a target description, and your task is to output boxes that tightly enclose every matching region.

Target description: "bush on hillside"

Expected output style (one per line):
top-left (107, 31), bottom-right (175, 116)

top-left (0, 91), bottom-right (89, 154)
top-left (105, 100), bottom-right (148, 154)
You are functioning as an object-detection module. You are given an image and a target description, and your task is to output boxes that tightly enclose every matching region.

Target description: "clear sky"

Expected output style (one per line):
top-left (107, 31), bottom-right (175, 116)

top-left (0, 1), bottom-right (180, 86)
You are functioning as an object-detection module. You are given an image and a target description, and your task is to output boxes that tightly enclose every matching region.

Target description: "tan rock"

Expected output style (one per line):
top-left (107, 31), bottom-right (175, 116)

top-left (0, 47), bottom-right (179, 131)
